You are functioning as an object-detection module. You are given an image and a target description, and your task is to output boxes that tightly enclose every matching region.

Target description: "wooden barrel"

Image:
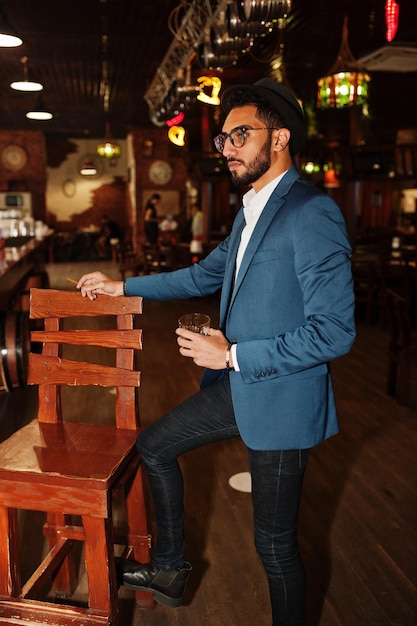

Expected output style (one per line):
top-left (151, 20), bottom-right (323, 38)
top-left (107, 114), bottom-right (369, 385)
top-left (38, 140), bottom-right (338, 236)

top-left (17, 270), bottom-right (50, 313)
top-left (0, 312), bottom-right (30, 392)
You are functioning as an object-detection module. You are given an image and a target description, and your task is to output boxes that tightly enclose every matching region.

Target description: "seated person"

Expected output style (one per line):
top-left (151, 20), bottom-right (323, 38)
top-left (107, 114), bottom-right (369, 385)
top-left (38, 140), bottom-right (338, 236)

top-left (95, 214), bottom-right (120, 259)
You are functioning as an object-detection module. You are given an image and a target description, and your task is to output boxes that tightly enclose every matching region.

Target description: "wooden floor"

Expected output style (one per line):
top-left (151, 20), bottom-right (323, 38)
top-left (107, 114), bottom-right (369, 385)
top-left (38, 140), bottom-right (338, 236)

top-left (0, 260), bottom-right (416, 626)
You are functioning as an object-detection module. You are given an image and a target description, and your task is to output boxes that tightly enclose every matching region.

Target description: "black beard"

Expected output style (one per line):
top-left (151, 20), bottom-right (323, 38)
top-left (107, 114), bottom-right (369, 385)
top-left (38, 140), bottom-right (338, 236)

top-left (229, 136), bottom-right (271, 187)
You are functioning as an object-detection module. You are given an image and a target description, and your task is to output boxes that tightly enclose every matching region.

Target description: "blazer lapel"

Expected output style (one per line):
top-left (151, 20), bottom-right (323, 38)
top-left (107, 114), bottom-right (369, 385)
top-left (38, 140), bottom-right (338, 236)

top-left (229, 196), bottom-right (282, 311)
top-left (221, 168), bottom-right (301, 325)
top-left (219, 210), bottom-right (245, 325)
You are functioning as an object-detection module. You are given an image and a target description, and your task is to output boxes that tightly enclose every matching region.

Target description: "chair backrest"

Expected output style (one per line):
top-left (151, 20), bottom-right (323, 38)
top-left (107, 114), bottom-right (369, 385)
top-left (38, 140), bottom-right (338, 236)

top-left (28, 288), bottom-right (143, 429)
top-left (384, 288), bottom-right (413, 351)
top-left (351, 258), bottom-right (377, 296)
top-left (378, 250), bottom-right (412, 300)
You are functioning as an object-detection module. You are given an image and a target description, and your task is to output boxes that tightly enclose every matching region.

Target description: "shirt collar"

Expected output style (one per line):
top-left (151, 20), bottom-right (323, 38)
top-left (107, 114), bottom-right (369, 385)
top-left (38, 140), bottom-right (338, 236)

top-left (242, 171), bottom-right (287, 219)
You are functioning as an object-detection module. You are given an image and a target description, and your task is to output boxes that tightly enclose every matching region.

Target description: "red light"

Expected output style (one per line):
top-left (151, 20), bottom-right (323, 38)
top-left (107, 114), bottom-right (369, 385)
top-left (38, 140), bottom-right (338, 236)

top-left (166, 112), bottom-right (184, 127)
top-left (385, 0), bottom-right (399, 42)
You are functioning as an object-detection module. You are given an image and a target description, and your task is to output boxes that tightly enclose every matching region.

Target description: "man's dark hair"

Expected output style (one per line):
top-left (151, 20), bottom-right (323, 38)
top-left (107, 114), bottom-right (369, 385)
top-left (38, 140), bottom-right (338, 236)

top-left (225, 88), bottom-right (284, 129)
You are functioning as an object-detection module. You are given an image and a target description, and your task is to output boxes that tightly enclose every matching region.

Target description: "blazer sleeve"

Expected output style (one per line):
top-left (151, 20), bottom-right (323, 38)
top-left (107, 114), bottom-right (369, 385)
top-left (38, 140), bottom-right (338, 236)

top-left (124, 237), bottom-right (230, 301)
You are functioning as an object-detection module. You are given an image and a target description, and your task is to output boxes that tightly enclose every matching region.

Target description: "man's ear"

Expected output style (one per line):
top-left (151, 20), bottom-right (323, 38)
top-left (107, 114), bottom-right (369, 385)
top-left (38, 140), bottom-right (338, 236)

top-left (273, 128), bottom-right (291, 152)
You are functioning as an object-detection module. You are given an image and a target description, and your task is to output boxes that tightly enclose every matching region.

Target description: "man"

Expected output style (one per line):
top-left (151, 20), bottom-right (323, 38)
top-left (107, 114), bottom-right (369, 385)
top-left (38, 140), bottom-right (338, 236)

top-left (77, 78), bottom-right (355, 625)
top-left (94, 213), bottom-right (120, 259)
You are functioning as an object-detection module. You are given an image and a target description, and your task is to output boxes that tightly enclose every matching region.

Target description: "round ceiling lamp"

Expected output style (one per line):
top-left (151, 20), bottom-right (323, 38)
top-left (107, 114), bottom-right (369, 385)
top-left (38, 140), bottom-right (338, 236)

top-left (0, 8), bottom-right (23, 47)
top-left (10, 56), bottom-right (43, 92)
top-left (26, 96), bottom-right (53, 120)
top-left (79, 157), bottom-right (98, 176)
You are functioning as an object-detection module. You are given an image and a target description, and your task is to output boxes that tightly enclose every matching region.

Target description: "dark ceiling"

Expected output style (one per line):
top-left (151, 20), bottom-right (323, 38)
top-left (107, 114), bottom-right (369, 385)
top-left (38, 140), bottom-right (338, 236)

top-left (0, 0), bottom-right (416, 146)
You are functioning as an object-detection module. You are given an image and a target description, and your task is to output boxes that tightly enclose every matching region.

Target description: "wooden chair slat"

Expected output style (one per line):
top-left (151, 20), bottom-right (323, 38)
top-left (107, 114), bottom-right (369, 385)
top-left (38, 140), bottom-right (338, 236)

top-left (29, 288), bottom-right (143, 319)
top-left (28, 353), bottom-right (141, 388)
top-left (31, 329), bottom-right (143, 350)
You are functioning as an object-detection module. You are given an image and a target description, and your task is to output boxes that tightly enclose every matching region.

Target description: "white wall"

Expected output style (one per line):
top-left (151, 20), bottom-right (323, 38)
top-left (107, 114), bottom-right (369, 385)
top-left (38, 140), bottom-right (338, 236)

top-left (46, 138), bottom-right (127, 224)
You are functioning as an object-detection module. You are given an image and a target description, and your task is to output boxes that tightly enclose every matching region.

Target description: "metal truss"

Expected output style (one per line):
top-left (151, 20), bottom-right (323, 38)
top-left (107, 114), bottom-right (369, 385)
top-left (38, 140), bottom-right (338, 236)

top-left (144, 0), bottom-right (230, 123)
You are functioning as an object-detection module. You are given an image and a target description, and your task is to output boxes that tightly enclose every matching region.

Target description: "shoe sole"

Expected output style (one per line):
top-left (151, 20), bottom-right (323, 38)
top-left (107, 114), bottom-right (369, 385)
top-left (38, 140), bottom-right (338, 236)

top-left (123, 582), bottom-right (183, 608)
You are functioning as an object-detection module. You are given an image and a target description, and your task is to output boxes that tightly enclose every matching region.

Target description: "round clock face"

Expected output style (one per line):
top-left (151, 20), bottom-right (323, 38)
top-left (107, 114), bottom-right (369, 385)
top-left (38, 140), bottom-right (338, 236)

top-left (1, 144), bottom-right (28, 171)
top-left (149, 160), bottom-right (172, 185)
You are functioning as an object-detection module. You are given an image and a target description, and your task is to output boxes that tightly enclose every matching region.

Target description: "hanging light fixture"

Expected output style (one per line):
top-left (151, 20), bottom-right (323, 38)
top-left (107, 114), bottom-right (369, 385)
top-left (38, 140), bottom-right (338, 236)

top-left (26, 95), bottom-right (53, 120)
top-left (97, 122), bottom-right (121, 160)
top-left (97, 141), bottom-right (120, 159)
top-left (0, 6), bottom-right (23, 47)
top-left (79, 157), bottom-right (98, 176)
top-left (10, 56), bottom-right (43, 92)
top-left (79, 130), bottom-right (99, 177)
top-left (317, 17), bottom-right (370, 109)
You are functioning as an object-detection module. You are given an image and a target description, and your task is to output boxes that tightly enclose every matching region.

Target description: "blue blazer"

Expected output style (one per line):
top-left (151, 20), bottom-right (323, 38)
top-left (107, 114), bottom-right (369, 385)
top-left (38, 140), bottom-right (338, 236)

top-left (126, 167), bottom-right (356, 450)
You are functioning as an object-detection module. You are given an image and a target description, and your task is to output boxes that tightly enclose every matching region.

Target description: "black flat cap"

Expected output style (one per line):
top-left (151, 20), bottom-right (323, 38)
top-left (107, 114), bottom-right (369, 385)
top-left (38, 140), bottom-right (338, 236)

top-left (221, 77), bottom-right (306, 155)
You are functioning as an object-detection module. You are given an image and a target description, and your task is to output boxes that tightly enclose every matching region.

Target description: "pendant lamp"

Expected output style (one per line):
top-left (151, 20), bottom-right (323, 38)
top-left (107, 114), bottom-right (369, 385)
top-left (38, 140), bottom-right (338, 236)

top-left (97, 123), bottom-right (121, 160)
top-left (0, 7), bottom-right (22, 47)
top-left (10, 56), bottom-right (43, 92)
top-left (317, 17), bottom-right (370, 109)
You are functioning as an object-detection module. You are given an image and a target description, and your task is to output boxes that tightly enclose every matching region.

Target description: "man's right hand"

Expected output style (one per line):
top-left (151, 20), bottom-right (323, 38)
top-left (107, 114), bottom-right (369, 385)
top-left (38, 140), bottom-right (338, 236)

top-left (77, 271), bottom-right (124, 300)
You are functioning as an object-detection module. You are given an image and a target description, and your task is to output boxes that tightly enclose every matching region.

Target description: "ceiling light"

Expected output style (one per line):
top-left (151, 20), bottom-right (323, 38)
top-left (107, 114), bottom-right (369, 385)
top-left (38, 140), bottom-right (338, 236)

top-left (97, 141), bottom-right (121, 159)
top-left (79, 157), bottom-right (98, 176)
top-left (97, 123), bottom-right (121, 159)
top-left (317, 17), bottom-right (370, 109)
top-left (0, 8), bottom-right (23, 47)
top-left (10, 56), bottom-right (43, 92)
top-left (26, 109), bottom-right (53, 121)
top-left (79, 131), bottom-right (100, 176)
top-left (26, 96), bottom-right (53, 120)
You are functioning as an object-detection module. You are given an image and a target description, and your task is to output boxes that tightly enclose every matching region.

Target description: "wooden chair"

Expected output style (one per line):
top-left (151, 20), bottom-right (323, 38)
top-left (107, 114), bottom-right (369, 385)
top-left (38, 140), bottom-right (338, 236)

top-left (351, 258), bottom-right (378, 325)
top-left (0, 288), bottom-right (153, 625)
top-left (118, 245), bottom-right (146, 281)
top-left (385, 288), bottom-right (417, 406)
top-left (377, 250), bottom-right (413, 326)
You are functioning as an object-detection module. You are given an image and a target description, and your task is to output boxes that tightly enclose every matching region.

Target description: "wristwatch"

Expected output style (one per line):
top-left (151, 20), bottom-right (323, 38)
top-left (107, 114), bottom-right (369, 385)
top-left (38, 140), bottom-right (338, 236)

top-left (226, 342), bottom-right (235, 371)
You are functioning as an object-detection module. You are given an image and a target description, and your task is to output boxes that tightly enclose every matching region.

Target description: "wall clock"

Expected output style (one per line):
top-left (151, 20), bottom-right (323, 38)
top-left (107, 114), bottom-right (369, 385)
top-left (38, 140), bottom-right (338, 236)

top-left (1, 144), bottom-right (28, 171)
top-left (148, 160), bottom-right (173, 185)
top-left (62, 178), bottom-right (76, 198)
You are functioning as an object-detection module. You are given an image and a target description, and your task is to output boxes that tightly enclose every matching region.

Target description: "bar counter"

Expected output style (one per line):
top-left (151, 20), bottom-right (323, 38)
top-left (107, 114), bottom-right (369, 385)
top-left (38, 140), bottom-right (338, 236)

top-left (0, 236), bottom-right (51, 311)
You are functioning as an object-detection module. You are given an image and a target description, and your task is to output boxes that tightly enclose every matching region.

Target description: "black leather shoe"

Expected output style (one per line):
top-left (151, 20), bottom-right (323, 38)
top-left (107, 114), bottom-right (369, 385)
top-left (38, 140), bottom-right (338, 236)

top-left (117, 558), bottom-right (192, 608)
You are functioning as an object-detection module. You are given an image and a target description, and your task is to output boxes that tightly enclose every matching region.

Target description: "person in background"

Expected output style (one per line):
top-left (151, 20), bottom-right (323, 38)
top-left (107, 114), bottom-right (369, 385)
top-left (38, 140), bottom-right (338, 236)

top-left (77, 77), bottom-right (355, 625)
top-left (94, 213), bottom-right (120, 259)
top-left (189, 202), bottom-right (204, 255)
top-left (144, 193), bottom-right (161, 244)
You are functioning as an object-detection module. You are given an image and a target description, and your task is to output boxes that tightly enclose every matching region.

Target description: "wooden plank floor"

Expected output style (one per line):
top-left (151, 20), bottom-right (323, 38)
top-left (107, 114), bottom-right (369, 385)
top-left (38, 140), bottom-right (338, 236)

top-left (0, 260), bottom-right (416, 626)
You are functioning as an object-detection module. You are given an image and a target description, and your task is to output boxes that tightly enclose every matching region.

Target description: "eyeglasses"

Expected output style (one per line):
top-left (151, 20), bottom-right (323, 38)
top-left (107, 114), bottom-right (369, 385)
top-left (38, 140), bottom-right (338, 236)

top-left (213, 126), bottom-right (279, 153)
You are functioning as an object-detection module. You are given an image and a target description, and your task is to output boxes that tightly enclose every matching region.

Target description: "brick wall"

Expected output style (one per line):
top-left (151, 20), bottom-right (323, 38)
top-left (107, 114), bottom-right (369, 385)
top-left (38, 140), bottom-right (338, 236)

top-left (0, 130), bottom-right (47, 221)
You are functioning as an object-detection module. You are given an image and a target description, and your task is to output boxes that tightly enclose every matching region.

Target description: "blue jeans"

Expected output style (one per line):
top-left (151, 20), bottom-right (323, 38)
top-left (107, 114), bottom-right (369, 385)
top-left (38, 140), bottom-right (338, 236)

top-left (136, 373), bottom-right (309, 626)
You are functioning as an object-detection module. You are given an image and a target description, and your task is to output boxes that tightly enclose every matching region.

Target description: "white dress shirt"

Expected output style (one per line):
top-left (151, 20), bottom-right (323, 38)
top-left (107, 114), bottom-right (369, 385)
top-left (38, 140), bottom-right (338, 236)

top-left (231, 172), bottom-right (287, 371)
